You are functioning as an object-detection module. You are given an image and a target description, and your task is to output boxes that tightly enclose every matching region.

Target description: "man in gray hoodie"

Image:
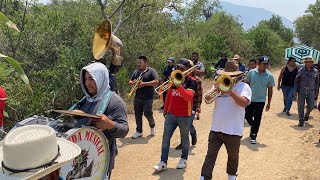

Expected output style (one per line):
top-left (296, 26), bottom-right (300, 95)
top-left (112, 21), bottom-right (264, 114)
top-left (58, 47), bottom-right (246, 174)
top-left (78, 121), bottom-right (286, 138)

top-left (70, 62), bottom-right (129, 179)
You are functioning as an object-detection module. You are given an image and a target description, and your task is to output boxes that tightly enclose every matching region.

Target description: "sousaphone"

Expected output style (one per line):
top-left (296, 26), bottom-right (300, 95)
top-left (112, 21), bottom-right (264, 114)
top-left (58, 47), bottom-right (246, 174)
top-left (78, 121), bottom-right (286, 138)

top-left (93, 19), bottom-right (123, 73)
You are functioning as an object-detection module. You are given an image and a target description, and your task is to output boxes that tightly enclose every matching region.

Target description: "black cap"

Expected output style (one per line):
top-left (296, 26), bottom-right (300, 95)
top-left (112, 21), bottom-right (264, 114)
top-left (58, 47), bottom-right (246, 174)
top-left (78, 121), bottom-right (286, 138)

top-left (176, 58), bottom-right (190, 69)
top-left (258, 56), bottom-right (269, 64)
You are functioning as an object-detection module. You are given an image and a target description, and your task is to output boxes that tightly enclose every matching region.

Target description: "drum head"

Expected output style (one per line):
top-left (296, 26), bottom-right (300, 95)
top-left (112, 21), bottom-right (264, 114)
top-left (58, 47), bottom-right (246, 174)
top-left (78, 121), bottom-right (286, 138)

top-left (59, 127), bottom-right (110, 180)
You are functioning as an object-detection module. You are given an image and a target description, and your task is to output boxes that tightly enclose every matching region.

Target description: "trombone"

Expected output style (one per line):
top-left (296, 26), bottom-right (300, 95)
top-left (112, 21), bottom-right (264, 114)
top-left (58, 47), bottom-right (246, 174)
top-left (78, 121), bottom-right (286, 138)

top-left (155, 65), bottom-right (198, 94)
top-left (128, 67), bottom-right (149, 98)
top-left (203, 72), bottom-right (247, 104)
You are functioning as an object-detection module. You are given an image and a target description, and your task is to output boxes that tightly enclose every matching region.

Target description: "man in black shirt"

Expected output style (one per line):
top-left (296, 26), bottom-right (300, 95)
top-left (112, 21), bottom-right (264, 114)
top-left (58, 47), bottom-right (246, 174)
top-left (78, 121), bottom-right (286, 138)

top-left (160, 57), bottom-right (175, 109)
top-left (215, 52), bottom-right (228, 69)
top-left (129, 55), bottom-right (159, 139)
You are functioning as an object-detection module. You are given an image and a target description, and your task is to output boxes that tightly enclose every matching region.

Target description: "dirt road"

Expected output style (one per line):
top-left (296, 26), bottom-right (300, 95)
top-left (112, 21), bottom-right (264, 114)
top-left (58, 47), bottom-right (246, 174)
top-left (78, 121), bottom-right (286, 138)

top-left (113, 69), bottom-right (320, 180)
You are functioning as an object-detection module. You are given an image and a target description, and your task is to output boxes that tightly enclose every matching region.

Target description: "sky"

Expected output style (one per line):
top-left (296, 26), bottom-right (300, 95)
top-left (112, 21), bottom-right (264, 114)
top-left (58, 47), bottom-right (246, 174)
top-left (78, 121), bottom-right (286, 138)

top-left (222, 0), bottom-right (317, 21)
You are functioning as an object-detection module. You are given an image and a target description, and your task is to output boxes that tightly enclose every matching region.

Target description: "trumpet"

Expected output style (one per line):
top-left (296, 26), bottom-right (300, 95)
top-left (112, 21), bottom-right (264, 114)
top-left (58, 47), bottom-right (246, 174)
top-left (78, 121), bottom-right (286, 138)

top-left (204, 72), bottom-right (247, 104)
top-left (128, 67), bottom-right (149, 98)
top-left (155, 65), bottom-right (198, 94)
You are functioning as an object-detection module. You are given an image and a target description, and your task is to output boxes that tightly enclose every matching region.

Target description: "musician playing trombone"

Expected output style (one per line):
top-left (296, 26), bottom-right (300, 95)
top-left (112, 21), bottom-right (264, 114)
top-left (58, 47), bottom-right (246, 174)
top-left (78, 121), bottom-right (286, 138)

top-left (129, 55), bottom-right (159, 139)
top-left (154, 59), bottom-right (197, 171)
top-left (200, 60), bottom-right (252, 180)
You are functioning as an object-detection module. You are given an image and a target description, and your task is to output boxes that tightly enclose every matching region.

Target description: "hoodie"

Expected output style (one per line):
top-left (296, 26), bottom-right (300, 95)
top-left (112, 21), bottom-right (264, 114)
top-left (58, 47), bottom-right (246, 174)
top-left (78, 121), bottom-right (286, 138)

top-left (75, 62), bottom-right (129, 173)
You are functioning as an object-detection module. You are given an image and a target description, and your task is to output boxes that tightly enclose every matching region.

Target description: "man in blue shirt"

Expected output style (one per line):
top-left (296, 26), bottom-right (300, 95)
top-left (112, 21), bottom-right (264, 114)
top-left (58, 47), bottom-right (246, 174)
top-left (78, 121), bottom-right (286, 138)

top-left (245, 56), bottom-right (275, 144)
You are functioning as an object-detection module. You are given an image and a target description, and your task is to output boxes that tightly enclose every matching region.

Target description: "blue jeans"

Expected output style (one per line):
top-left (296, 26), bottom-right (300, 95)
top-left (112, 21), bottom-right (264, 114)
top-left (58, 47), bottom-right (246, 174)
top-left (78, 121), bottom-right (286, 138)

top-left (281, 85), bottom-right (294, 112)
top-left (161, 113), bottom-right (190, 162)
top-left (188, 113), bottom-right (196, 136)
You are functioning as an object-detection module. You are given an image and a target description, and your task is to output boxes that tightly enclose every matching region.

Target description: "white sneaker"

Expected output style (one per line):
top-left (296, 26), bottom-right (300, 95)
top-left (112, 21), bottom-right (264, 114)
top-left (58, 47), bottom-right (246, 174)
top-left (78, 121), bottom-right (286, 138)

top-left (176, 158), bottom-right (187, 169)
top-left (132, 132), bottom-right (143, 139)
top-left (228, 174), bottom-right (237, 180)
top-left (153, 161), bottom-right (167, 172)
top-left (150, 127), bottom-right (156, 135)
top-left (200, 176), bottom-right (205, 180)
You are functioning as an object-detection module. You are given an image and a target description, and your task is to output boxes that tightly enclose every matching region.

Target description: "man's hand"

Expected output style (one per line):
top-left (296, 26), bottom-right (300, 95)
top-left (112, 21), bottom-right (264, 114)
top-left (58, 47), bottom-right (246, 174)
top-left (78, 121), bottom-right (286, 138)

top-left (294, 92), bottom-right (298, 98)
top-left (277, 85), bottom-right (281, 91)
top-left (163, 111), bottom-right (167, 118)
top-left (265, 103), bottom-right (270, 111)
top-left (91, 114), bottom-right (116, 131)
top-left (137, 81), bottom-right (144, 88)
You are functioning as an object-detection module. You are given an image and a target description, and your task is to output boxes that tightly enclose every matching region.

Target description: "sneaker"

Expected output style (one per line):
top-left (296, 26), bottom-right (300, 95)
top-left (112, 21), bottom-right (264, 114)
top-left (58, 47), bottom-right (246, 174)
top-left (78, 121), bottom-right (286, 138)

top-left (250, 134), bottom-right (257, 144)
top-left (132, 132), bottom-right (143, 139)
top-left (153, 161), bottom-right (167, 172)
top-left (150, 127), bottom-right (156, 135)
top-left (176, 158), bottom-right (187, 169)
top-left (200, 176), bottom-right (205, 180)
top-left (285, 111), bottom-right (291, 116)
top-left (175, 144), bottom-right (182, 150)
top-left (304, 116), bottom-right (309, 122)
top-left (191, 133), bottom-right (197, 145)
top-left (298, 121), bottom-right (304, 127)
top-left (228, 175), bottom-right (237, 180)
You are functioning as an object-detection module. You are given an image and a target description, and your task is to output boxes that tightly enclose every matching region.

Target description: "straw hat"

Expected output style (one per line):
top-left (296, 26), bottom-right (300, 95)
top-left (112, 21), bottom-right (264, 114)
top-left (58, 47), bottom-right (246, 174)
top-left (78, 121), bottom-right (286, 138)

top-left (301, 55), bottom-right (315, 63)
top-left (0, 125), bottom-right (81, 180)
top-left (231, 54), bottom-right (241, 60)
top-left (216, 60), bottom-right (243, 76)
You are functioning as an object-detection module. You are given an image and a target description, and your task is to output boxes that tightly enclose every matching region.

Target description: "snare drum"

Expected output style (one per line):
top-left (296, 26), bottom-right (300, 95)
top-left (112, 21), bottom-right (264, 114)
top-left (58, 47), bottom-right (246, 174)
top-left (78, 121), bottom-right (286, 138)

top-left (61, 127), bottom-right (110, 180)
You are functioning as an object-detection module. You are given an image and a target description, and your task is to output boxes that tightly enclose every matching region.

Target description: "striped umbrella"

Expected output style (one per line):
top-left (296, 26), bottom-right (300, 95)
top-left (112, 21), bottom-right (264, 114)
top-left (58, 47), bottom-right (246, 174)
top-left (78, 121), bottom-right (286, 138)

top-left (285, 44), bottom-right (319, 64)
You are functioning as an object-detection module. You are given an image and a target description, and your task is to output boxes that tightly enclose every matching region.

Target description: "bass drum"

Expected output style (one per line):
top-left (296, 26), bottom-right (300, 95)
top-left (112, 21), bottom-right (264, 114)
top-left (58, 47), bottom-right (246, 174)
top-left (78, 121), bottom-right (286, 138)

top-left (60, 127), bottom-right (110, 180)
top-left (10, 116), bottom-right (110, 180)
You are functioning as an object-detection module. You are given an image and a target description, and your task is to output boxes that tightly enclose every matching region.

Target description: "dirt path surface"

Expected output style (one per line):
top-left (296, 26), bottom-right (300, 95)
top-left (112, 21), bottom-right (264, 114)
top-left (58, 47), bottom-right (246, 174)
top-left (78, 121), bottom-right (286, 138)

top-left (113, 69), bottom-right (320, 180)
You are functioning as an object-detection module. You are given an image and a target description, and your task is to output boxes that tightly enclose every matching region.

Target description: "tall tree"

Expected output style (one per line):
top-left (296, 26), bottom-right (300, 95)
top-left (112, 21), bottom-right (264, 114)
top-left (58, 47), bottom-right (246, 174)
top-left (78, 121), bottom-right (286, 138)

top-left (295, 1), bottom-right (320, 49)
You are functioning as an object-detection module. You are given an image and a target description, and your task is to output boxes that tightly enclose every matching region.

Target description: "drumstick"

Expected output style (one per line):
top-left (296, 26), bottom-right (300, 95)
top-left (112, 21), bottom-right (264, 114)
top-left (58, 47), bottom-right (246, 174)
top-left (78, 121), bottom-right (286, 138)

top-left (0, 128), bottom-right (8, 135)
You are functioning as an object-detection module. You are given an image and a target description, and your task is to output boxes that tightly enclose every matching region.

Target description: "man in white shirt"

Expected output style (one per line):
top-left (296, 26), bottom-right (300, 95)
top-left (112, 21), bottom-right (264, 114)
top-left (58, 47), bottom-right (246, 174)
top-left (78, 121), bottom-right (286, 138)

top-left (200, 60), bottom-right (252, 180)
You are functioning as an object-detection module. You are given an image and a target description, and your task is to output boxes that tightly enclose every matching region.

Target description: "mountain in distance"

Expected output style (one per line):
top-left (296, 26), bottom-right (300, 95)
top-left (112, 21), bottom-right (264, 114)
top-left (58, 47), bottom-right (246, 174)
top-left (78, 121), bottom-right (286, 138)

top-left (220, 1), bottom-right (294, 30)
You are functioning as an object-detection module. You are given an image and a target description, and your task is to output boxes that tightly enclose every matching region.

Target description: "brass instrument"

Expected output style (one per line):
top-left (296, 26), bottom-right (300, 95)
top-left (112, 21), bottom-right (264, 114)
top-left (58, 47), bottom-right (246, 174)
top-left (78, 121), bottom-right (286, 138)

top-left (155, 65), bottom-right (198, 94)
top-left (204, 72), bottom-right (247, 104)
top-left (128, 68), bottom-right (149, 98)
top-left (93, 19), bottom-right (123, 68)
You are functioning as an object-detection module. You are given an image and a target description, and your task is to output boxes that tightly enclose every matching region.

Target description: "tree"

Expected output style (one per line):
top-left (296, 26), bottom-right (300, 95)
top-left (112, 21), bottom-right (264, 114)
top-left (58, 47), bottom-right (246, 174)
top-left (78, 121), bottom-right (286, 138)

top-left (261, 15), bottom-right (294, 47)
top-left (295, 1), bottom-right (320, 49)
top-left (247, 23), bottom-right (285, 66)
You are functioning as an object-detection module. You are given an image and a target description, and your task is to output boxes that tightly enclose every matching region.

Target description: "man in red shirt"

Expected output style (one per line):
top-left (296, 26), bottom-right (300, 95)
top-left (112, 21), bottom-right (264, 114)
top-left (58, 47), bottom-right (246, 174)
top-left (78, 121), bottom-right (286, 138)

top-left (153, 59), bottom-right (197, 171)
top-left (0, 86), bottom-right (6, 140)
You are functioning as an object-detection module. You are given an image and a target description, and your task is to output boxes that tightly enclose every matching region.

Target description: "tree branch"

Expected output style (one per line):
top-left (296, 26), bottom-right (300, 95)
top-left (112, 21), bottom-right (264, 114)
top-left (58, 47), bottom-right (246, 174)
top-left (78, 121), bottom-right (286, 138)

top-left (108, 0), bottom-right (126, 19)
top-left (97, 0), bottom-right (107, 19)
top-left (112, 3), bottom-right (150, 34)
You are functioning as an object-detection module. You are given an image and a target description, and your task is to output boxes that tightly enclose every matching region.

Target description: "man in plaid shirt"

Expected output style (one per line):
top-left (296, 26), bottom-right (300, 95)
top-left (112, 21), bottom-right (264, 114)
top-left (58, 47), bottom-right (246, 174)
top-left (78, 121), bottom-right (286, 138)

top-left (176, 60), bottom-right (203, 150)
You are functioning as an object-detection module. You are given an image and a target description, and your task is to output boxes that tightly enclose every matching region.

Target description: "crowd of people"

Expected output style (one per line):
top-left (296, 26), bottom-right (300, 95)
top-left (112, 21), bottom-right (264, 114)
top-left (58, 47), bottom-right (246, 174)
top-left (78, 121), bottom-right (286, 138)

top-left (0, 52), bottom-right (319, 180)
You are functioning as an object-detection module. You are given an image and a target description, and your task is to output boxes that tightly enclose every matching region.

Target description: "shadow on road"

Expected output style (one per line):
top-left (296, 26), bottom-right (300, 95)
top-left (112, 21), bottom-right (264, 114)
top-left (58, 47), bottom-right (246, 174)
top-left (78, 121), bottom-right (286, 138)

top-left (290, 123), bottom-right (314, 131)
top-left (241, 137), bottom-right (267, 151)
top-left (152, 168), bottom-right (186, 180)
top-left (118, 135), bottom-right (154, 148)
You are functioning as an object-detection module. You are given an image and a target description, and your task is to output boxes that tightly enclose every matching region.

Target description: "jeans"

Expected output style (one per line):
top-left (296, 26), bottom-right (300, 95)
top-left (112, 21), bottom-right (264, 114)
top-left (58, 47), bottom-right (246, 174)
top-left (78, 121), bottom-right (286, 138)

top-left (201, 131), bottom-right (241, 179)
top-left (245, 102), bottom-right (265, 136)
top-left (188, 113), bottom-right (196, 136)
top-left (281, 85), bottom-right (294, 112)
top-left (134, 98), bottom-right (155, 133)
top-left (161, 113), bottom-right (190, 162)
top-left (298, 88), bottom-right (315, 122)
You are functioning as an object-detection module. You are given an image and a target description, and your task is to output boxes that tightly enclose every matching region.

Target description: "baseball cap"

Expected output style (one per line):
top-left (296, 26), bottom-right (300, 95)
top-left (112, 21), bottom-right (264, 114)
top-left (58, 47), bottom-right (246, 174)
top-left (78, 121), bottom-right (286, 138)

top-left (167, 57), bottom-right (175, 63)
top-left (258, 56), bottom-right (269, 64)
top-left (176, 58), bottom-right (190, 69)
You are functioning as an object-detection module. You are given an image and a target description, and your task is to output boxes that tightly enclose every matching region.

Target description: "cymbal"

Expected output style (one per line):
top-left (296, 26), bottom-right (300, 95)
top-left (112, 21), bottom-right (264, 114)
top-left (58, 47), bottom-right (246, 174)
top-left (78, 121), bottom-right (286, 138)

top-left (53, 110), bottom-right (100, 119)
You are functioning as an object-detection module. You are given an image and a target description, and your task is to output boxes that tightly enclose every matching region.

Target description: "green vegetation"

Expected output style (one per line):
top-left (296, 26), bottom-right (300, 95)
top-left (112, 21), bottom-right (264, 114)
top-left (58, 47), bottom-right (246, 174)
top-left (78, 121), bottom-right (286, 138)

top-left (0, 0), bottom-right (301, 126)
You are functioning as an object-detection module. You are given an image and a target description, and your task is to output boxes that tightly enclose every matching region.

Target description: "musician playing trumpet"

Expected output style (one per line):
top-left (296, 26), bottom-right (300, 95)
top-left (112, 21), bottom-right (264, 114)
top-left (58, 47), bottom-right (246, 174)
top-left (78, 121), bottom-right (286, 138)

top-left (129, 55), bottom-right (159, 139)
top-left (200, 60), bottom-right (252, 180)
top-left (154, 59), bottom-right (197, 171)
